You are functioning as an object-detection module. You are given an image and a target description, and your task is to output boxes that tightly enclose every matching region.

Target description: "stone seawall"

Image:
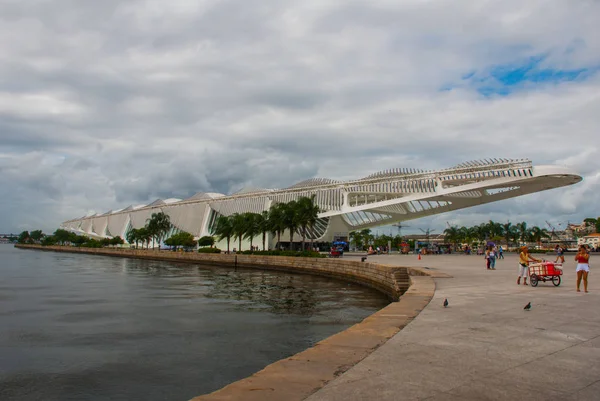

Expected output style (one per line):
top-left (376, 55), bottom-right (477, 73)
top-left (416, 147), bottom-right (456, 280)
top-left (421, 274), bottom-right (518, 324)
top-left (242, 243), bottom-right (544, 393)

top-left (14, 245), bottom-right (410, 300)
top-left (14, 244), bottom-right (435, 401)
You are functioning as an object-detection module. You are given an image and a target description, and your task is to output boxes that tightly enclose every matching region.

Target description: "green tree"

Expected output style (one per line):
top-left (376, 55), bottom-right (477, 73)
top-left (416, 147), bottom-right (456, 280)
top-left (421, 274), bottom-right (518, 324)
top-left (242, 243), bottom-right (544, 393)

top-left (109, 236), bottom-right (124, 246)
top-left (126, 228), bottom-right (139, 248)
top-left (53, 229), bottom-right (73, 245)
top-left (516, 222), bottom-right (528, 243)
top-left (198, 235), bottom-right (215, 247)
top-left (349, 231), bottom-right (363, 250)
top-left (529, 226), bottom-right (550, 247)
top-left (360, 229), bottom-right (373, 247)
top-left (146, 212), bottom-right (172, 250)
top-left (17, 231), bottom-right (30, 244)
top-left (230, 213), bottom-right (246, 251)
top-left (443, 225), bottom-right (460, 251)
top-left (242, 213), bottom-right (261, 251)
top-left (268, 203), bottom-right (287, 250)
top-left (486, 220), bottom-right (503, 239)
top-left (41, 236), bottom-right (57, 246)
top-left (137, 227), bottom-right (151, 249)
top-left (30, 230), bottom-right (44, 242)
top-left (165, 232), bottom-right (197, 250)
top-left (296, 196), bottom-right (320, 250)
top-left (502, 222), bottom-right (513, 247)
top-left (256, 211), bottom-right (270, 251)
top-left (213, 215), bottom-right (233, 253)
top-left (282, 200), bottom-right (300, 250)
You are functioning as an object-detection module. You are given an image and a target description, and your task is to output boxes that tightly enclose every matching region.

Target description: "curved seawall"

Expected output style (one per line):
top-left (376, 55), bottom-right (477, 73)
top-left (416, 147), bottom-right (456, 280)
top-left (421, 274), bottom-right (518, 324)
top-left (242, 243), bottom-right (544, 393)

top-left (14, 245), bottom-right (435, 400)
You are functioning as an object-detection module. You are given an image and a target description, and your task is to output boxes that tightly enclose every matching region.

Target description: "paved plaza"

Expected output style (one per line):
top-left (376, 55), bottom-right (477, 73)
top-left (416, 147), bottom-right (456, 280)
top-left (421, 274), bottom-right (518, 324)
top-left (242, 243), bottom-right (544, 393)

top-left (306, 253), bottom-right (599, 401)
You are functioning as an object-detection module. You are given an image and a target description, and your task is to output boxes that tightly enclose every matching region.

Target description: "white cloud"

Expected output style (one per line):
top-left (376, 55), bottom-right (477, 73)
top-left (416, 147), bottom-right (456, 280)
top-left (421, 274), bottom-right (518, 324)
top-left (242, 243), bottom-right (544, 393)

top-left (0, 0), bottom-right (599, 233)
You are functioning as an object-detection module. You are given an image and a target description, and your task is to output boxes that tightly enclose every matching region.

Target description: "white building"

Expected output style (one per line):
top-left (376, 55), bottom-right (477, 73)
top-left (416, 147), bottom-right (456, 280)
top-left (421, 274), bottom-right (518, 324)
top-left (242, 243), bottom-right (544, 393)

top-left (60, 158), bottom-right (581, 248)
top-left (578, 233), bottom-right (600, 249)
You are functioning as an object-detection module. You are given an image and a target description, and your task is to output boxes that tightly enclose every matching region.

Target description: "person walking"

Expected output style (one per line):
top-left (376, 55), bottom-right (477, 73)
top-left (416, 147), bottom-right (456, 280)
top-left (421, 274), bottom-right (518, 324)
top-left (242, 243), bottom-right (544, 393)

top-left (555, 244), bottom-right (565, 264)
top-left (485, 246), bottom-right (496, 270)
top-left (498, 245), bottom-right (504, 259)
top-left (518, 246), bottom-right (540, 285)
top-left (575, 245), bottom-right (590, 293)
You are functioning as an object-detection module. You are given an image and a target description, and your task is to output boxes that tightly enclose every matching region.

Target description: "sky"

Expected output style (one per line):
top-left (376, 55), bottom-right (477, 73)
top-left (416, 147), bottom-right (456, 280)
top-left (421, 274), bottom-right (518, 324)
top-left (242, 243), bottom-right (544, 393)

top-left (1, 0), bottom-right (599, 235)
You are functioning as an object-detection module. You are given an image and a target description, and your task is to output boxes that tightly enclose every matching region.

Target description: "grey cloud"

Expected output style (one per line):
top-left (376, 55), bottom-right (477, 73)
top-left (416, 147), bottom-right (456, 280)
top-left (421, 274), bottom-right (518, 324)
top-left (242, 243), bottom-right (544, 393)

top-left (1, 0), bottom-right (599, 233)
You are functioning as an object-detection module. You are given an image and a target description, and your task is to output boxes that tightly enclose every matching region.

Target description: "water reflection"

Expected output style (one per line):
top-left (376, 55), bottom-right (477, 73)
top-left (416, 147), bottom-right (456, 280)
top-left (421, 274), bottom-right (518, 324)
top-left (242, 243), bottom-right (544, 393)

top-left (0, 246), bottom-right (389, 401)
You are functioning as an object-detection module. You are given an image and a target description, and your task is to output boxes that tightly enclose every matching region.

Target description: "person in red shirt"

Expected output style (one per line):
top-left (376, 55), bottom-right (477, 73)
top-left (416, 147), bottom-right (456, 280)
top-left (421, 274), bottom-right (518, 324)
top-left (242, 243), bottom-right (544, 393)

top-left (575, 245), bottom-right (590, 293)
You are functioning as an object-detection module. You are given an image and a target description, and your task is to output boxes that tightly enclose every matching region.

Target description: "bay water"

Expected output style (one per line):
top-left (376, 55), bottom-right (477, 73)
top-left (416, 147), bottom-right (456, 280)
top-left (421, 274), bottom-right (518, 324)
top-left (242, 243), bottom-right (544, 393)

top-left (0, 245), bottom-right (388, 401)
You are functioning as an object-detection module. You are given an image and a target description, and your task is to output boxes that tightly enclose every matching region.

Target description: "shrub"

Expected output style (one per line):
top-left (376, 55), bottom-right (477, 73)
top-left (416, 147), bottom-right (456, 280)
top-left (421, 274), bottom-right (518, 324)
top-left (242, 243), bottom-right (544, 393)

top-left (81, 239), bottom-right (103, 248)
top-left (198, 247), bottom-right (221, 254)
top-left (197, 235), bottom-right (215, 247)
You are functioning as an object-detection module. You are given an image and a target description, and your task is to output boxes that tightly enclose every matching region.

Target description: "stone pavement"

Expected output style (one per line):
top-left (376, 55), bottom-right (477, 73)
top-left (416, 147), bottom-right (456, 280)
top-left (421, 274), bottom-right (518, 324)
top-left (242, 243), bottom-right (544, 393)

top-left (305, 253), bottom-right (600, 401)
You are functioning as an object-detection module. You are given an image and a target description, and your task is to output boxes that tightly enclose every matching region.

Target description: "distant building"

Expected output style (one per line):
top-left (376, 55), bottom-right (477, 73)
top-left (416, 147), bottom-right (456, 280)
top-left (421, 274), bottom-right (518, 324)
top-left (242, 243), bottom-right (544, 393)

top-left (567, 222), bottom-right (593, 235)
top-left (578, 233), bottom-right (600, 249)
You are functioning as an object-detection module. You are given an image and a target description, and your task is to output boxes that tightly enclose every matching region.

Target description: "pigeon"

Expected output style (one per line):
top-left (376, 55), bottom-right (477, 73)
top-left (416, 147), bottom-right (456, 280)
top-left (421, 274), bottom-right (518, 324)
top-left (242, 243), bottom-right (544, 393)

top-left (443, 298), bottom-right (449, 308)
top-left (524, 302), bottom-right (531, 311)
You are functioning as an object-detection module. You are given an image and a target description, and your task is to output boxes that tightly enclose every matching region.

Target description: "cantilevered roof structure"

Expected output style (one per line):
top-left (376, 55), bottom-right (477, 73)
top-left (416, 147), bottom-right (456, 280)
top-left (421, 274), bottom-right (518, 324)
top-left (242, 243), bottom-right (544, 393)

top-left (60, 158), bottom-right (581, 244)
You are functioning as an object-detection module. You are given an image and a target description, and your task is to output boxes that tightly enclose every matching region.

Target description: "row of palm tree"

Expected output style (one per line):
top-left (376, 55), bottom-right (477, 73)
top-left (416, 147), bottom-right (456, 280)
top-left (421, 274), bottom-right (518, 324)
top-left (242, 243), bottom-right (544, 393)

top-left (443, 220), bottom-right (551, 249)
top-left (211, 196), bottom-right (320, 253)
top-left (126, 212), bottom-right (172, 249)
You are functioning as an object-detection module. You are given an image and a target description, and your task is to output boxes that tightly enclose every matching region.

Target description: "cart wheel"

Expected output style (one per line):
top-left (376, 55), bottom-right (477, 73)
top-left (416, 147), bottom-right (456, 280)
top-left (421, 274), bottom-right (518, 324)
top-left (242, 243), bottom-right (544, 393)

top-left (530, 275), bottom-right (539, 287)
top-left (552, 276), bottom-right (561, 287)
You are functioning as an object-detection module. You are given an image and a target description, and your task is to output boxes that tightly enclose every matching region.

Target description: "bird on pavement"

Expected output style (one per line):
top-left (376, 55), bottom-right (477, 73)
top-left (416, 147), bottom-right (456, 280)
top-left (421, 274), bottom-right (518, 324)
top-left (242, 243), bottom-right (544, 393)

top-left (524, 302), bottom-right (531, 311)
top-left (443, 298), bottom-right (449, 308)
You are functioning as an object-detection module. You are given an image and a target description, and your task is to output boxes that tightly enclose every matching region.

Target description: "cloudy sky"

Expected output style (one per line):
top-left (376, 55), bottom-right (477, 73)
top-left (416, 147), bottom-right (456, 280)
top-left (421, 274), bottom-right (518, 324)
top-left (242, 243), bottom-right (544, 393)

top-left (1, 0), bottom-right (599, 234)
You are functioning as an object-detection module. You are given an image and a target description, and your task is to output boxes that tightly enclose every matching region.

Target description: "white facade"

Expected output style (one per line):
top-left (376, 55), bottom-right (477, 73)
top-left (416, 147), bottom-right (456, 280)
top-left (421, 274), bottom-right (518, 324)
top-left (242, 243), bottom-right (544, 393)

top-left (578, 233), bottom-right (600, 249)
top-left (61, 158), bottom-right (581, 246)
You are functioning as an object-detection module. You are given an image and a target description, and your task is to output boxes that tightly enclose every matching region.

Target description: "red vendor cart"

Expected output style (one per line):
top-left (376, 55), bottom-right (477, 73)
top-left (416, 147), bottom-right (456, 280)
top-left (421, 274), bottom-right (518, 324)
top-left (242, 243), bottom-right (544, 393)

top-left (529, 261), bottom-right (563, 287)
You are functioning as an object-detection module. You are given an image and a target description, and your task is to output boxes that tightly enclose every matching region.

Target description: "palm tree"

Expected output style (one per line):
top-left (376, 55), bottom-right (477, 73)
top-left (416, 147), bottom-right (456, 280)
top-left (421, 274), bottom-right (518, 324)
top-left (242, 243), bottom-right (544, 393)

top-left (146, 212), bottom-right (172, 250)
top-left (268, 203), bottom-right (287, 250)
top-left (529, 226), bottom-right (550, 248)
top-left (213, 215), bottom-right (233, 253)
top-left (230, 213), bottom-right (246, 251)
top-left (502, 222), bottom-right (512, 247)
top-left (360, 229), bottom-right (373, 248)
top-left (349, 231), bottom-right (363, 251)
top-left (516, 222), bottom-right (528, 244)
top-left (136, 227), bottom-right (151, 249)
top-left (486, 220), bottom-right (503, 239)
top-left (509, 226), bottom-right (520, 248)
top-left (443, 225), bottom-right (460, 251)
top-left (126, 228), bottom-right (139, 248)
top-left (255, 211), bottom-right (270, 251)
top-left (282, 201), bottom-right (300, 250)
top-left (296, 196), bottom-right (320, 250)
top-left (242, 213), bottom-right (261, 251)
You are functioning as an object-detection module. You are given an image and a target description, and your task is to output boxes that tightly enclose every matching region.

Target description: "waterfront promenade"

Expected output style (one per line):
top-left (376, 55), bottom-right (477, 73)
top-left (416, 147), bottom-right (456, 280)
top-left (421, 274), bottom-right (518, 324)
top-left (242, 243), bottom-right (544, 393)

top-left (306, 253), bottom-right (600, 401)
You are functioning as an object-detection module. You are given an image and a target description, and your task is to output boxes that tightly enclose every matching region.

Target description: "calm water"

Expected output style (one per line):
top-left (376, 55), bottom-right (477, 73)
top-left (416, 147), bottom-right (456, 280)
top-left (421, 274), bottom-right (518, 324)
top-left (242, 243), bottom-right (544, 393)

top-left (0, 245), bottom-right (389, 401)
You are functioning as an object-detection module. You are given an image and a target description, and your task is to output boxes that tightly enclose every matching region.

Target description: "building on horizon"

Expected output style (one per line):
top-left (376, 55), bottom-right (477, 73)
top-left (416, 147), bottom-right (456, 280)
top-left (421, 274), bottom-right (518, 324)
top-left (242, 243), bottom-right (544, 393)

top-left (60, 158), bottom-right (582, 249)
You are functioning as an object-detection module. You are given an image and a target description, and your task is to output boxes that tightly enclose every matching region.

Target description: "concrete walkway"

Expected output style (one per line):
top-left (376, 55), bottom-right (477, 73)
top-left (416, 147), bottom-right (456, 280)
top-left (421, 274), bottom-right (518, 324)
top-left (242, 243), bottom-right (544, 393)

top-left (306, 253), bottom-right (600, 401)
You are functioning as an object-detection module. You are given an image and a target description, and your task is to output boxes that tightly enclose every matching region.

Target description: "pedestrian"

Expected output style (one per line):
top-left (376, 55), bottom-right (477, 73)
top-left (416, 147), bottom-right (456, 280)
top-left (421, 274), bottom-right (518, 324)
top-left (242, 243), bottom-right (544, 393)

top-left (518, 246), bottom-right (540, 285)
top-left (575, 245), bottom-right (590, 293)
top-left (498, 245), bottom-right (504, 259)
top-left (485, 247), bottom-right (491, 269)
top-left (555, 244), bottom-right (565, 264)
top-left (489, 246), bottom-right (496, 269)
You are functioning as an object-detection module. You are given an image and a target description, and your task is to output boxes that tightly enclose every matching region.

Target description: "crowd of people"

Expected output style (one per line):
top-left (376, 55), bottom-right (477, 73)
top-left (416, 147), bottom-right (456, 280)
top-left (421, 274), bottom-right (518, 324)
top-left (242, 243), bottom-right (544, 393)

top-left (470, 241), bottom-right (591, 292)
top-left (485, 243), bottom-right (591, 292)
